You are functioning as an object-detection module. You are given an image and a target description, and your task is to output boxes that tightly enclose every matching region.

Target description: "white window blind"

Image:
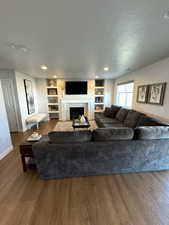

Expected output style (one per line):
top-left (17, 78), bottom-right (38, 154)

top-left (116, 82), bottom-right (134, 108)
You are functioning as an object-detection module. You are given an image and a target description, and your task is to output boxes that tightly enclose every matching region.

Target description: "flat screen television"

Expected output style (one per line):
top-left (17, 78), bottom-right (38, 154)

top-left (65, 81), bottom-right (88, 95)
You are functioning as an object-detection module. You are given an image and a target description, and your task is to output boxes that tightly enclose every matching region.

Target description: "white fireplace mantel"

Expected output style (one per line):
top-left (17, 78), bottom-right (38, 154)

top-left (60, 95), bottom-right (94, 121)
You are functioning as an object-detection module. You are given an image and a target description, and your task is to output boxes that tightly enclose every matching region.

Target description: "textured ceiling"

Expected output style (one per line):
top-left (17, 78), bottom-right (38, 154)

top-left (0, 0), bottom-right (169, 79)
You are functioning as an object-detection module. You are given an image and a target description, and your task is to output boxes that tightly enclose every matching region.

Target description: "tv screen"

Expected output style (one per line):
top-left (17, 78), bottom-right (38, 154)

top-left (65, 81), bottom-right (88, 95)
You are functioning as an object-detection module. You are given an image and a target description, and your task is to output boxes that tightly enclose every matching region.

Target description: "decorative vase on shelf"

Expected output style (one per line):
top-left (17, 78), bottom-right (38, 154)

top-left (49, 80), bottom-right (55, 87)
top-left (80, 115), bottom-right (86, 124)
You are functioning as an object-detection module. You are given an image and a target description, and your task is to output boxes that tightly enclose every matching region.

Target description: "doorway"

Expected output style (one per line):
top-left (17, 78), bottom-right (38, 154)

top-left (1, 79), bottom-right (19, 132)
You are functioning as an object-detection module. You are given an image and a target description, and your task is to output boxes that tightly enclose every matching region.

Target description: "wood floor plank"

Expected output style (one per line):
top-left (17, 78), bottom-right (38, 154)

top-left (1, 120), bottom-right (169, 225)
top-left (121, 173), bottom-right (166, 225)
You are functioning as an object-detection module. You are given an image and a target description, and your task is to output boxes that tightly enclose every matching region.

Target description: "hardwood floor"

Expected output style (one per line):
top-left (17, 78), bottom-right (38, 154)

top-left (1, 120), bottom-right (169, 225)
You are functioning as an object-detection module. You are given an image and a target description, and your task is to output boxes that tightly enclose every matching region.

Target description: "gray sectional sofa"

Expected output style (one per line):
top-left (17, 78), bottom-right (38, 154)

top-left (33, 105), bottom-right (169, 179)
top-left (95, 105), bottom-right (168, 128)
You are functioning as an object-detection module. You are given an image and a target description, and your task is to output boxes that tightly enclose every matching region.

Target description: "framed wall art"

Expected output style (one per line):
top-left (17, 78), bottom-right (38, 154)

top-left (24, 79), bottom-right (35, 114)
top-left (147, 82), bottom-right (166, 105)
top-left (137, 85), bottom-right (149, 103)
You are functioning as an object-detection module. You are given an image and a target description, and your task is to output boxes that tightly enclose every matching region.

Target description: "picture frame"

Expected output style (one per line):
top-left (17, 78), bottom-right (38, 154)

top-left (24, 79), bottom-right (35, 114)
top-left (137, 85), bottom-right (149, 103)
top-left (147, 82), bottom-right (166, 105)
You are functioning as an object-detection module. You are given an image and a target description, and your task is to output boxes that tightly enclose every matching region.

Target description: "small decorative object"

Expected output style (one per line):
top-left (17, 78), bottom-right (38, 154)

top-left (137, 85), bottom-right (149, 103)
top-left (96, 106), bottom-right (101, 110)
top-left (80, 115), bottom-right (86, 124)
top-left (27, 132), bottom-right (42, 142)
top-left (24, 79), bottom-right (35, 114)
top-left (48, 79), bottom-right (57, 87)
top-left (148, 82), bottom-right (166, 105)
top-left (84, 112), bottom-right (88, 117)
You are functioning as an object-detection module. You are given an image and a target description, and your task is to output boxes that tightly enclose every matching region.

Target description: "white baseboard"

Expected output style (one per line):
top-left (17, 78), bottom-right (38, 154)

top-left (0, 145), bottom-right (13, 160)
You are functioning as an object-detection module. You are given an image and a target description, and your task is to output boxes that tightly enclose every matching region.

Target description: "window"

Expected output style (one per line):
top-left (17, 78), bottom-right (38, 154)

top-left (116, 81), bottom-right (134, 108)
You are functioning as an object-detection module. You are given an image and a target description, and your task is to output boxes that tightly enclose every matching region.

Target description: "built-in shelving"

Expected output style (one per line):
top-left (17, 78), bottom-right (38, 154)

top-left (46, 79), bottom-right (60, 119)
top-left (94, 80), bottom-right (105, 113)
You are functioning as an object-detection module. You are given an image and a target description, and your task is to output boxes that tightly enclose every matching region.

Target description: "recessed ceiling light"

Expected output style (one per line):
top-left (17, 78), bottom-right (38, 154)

top-left (53, 75), bottom-right (57, 78)
top-left (95, 75), bottom-right (99, 78)
top-left (164, 10), bottom-right (169, 19)
top-left (41, 65), bottom-right (48, 70)
top-left (104, 67), bottom-right (109, 71)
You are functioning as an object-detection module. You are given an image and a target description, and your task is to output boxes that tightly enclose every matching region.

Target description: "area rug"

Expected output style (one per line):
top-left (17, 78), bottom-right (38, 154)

top-left (53, 120), bottom-right (98, 131)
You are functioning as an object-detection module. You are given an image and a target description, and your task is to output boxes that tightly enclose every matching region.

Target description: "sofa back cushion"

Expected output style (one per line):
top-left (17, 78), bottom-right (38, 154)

top-left (124, 111), bottom-right (142, 128)
top-left (134, 126), bottom-right (169, 140)
top-left (92, 128), bottom-right (134, 141)
top-left (137, 115), bottom-right (168, 127)
top-left (48, 130), bottom-right (92, 143)
top-left (115, 108), bottom-right (129, 122)
top-left (110, 105), bottom-right (121, 118)
top-left (104, 107), bottom-right (113, 118)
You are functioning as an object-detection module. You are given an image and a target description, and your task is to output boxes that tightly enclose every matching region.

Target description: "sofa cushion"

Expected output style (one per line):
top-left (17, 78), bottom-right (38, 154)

top-left (137, 115), bottom-right (168, 127)
top-left (134, 126), bottom-right (169, 140)
top-left (48, 130), bottom-right (92, 143)
top-left (124, 111), bottom-right (142, 128)
top-left (92, 127), bottom-right (134, 141)
top-left (99, 117), bottom-right (120, 124)
top-left (103, 123), bottom-right (124, 128)
top-left (110, 105), bottom-right (121, 118)
top-left (95, 112), bottom-right (105, 120)
top-left (115, 108), bottom-right (129, 122)
top-left (104, 107), bottom-right (113, 118)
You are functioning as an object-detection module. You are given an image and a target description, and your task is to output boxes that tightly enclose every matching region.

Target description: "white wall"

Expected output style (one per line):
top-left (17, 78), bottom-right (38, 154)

top-left (113, 57), bottom-right (169, 121)
top-left (15, 71), bottom-right (38, 131)
top-left (35, 78), bottom-right (48, 114)
top-left (0, 81), bottom-right (13, 160)
top-left (104, 79), bottom-right (114, 107)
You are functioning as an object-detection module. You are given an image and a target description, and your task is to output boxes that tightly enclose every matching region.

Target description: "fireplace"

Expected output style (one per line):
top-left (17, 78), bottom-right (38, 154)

top-left (70, 107), bottom-right (84, 120)
top-left (60, 98), bottom-right (94, 121)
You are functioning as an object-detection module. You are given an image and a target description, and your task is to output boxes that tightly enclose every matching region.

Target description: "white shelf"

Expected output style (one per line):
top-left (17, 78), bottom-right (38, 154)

top-left (95, 95), bottom-right (104, 97)
top-left (94, 110), bottom-right (104, 112)
top-left (48, 111), bottom-right (59, 113)
top-left (95, 86), bottom-right (104, 89)
top-left (47, 86), bottom-right (58, 89)
top-left (48, 103), bottom-right (59, 105)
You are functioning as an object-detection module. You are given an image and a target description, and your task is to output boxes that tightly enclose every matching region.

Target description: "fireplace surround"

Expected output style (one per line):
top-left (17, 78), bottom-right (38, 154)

top-left (60, 96), bottom-right (94, 121)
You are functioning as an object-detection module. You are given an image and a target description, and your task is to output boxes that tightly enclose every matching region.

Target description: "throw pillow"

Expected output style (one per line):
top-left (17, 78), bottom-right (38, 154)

top-left (115, 108), bottom-right (129, 122)
top-left (110, 105), bottom-right (121, 118)
top-left (124, 111), bottom-right (143, 128)
top-left (104, 107), bottom-right (113, 118)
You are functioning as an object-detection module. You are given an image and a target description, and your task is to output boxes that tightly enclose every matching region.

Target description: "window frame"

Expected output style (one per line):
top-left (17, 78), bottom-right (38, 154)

top-left (116, 81), bottom-right (134, 109)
